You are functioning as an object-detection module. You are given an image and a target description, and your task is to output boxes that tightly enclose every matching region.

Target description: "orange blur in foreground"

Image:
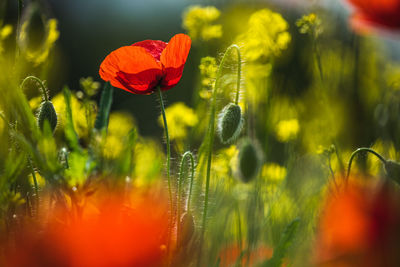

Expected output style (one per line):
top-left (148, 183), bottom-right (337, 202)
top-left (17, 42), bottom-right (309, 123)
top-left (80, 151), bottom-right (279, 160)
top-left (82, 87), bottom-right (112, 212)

top-left (314, 178), bottom-right (400, 267)
top-left (347, 0), bottom-right (400, 33)
top-left (2, 189), bottom-right (169, 267)
top-left (218, 244), bottom-right (273, 267)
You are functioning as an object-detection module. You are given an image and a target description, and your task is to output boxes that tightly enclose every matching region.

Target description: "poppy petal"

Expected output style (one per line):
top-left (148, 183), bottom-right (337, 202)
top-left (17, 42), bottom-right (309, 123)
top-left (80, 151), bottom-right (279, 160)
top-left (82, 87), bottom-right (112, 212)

top-left (160, 34), bottom-right (191, 90)
top-left (132, 40), bottom-right (167, 62)
top-left (99, 46), bottom-right (162, 94)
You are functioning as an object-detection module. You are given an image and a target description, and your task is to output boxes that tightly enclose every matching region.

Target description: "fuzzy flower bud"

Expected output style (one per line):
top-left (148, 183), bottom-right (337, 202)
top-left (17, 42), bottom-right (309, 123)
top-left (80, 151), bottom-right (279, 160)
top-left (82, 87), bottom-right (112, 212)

top-left (236, 138), bottom-right (262, 183)
top-left (37, 100), bottom-right (57, 132)
top-left (217, 103), bottom-right (243, 144)
top-left (178, 212), bottom-right (195, 247)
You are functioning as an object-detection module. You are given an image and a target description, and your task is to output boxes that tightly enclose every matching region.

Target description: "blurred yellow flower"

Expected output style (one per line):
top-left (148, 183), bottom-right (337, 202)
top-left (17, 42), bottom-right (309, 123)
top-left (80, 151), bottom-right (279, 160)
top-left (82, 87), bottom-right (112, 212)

top-left (0, 24), bottom-right (12, 54)
top-left (182, 5), bottom-right (222, 41)
top-left (80, 77), bottom-right (100, 97)
top-left (52, 92), bottom-right (94, 138)
top-left (158, 102), bottom-right (198, 141)
top-left (133, 139), bottom-right (164, 186)
top-left (103, 112), bottom-right (135, 159)
top-left (199, 56), bottom-right (218, 99)
top-left (237, 9), bottom-right (291, 62)
top-left (213, 145), bottom-right (238, 181)
top-left (18, 18), bottom-right (59, 65)
top-left (276, 119), bottom-right (299, 142)
top-left (262, 163), bottom-right (287, 182)
top-left (296, 13), bottom-right (323, 38)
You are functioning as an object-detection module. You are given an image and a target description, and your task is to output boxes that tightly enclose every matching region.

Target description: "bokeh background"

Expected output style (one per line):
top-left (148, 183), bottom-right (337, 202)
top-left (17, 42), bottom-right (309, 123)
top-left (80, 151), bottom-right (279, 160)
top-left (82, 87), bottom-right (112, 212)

top-left (6, 0), bottom-right (399, 137)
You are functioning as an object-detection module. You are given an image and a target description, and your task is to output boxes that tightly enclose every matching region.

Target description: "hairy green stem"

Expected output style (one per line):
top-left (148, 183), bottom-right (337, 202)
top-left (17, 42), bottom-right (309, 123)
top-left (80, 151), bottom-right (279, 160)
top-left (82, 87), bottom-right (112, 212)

top-left (200, 44), bottom-right (241, 257)
top-left (234, 46), bottom-right (242, 105)
top-left (20, 76), bottom-right (49, 101)
top-left (27, 157), bottom-right (39, 215)
top-left (156, 87), bottom-right (173, 248)
top-left (177, 151), bottom-right (195, 243)
top-left (346, 147), bottom-right (386, 181)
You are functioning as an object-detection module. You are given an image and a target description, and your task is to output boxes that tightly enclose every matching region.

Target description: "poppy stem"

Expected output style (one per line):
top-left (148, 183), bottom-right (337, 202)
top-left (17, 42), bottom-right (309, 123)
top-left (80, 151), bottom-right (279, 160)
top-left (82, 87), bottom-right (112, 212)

top-left (156, 87), bottom-right (173, 241)
top-left (200, 44), bottom-right (241, 260)
top-left (20, 76), bottom-right (49, 101)
top-left (177, 151), bottom-right (195, 243)
top-left (346, 147), bottom-right (386, 181)
top-left (234, 46), bottom-right (242, 105)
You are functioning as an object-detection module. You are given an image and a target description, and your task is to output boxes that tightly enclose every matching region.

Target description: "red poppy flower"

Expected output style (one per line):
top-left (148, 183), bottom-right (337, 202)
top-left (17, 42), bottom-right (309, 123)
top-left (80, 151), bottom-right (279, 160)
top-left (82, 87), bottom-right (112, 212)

top-left (346, 0), bottom-right (400, 32)
top-left (314, 178), bottom-right (400, 267)
top-left (1, 188), bottom-right (170, 267)
top-left (99, 33), bottom-right (191, 95)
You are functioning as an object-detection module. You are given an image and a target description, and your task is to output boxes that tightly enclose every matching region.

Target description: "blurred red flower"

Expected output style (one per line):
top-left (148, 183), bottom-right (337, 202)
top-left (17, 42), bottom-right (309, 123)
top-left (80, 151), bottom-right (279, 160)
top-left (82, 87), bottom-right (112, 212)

top-left (99, 33), bottom-right (191, 95)
top-left (347, 0), bottom-right (400, 33)
top-left (314, 178), bottom-right (400, 267)
top-left (218, 244), bottom-right (273, 267)
top-left (2, 188), bottom-right (169, 267)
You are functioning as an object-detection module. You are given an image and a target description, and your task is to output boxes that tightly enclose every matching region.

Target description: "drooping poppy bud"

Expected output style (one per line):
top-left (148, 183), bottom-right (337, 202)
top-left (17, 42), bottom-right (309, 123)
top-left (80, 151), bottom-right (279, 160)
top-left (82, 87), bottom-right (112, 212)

top-left (236, 138), bottom-right (262, 183)
top-left (37, 100), bottom-right (57, 132)
top-left (178, 212), bottom-right (195, 247)
top-left (384, 160), bottom-right (400, 185)
top-left (217, 103), bottom-right (243, 144)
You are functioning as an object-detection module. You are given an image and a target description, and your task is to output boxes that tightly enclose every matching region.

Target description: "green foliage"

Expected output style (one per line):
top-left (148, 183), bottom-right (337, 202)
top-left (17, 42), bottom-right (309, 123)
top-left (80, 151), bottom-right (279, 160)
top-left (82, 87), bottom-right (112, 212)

top-left (262, 218), bottom-right (300, 267)
top-left (94, 82), bottom-right (113, 131)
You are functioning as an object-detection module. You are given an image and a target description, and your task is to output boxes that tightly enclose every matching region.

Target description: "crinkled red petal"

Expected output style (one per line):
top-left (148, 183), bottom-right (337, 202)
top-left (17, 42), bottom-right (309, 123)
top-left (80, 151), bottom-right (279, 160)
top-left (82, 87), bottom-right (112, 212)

top-left (160, 34), bottom-right (191, 90)
top-left (132, 40), bottom-right (167, 62)
top-left (99, 46), bottom-right (162, 94)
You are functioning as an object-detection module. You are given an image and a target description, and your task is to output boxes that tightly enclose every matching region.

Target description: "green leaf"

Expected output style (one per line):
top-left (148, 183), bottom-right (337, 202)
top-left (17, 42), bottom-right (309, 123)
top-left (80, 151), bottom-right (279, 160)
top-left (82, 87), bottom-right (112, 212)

top-left (262, 218), bottom-right (300, 267)
top-left (94, 82), bottom-right (113, 131)
top-left (63, 86), bottom-right (81, 151)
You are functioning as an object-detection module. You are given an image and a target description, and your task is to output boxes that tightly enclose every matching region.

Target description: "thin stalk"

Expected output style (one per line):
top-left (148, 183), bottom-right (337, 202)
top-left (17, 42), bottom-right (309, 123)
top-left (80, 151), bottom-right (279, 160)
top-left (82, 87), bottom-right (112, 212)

top-left (234, 46), bottom-right (242, 105)
top-left (200, 44), bottom-right (241, 259)
top-left (20, 76), bottom-right (49, 101)
top-left (313, 39), bottom-right (324, 83)
top-left (27, 157), bottom-right (39, 215)
top-left (346, 147), bottom-right (386, 181)
top-left (15, 0), bottom-right (23, 59)
top-left (177, 151), bottom-right (195, 243)
top-left (156, 87), bottom-right (173, 248)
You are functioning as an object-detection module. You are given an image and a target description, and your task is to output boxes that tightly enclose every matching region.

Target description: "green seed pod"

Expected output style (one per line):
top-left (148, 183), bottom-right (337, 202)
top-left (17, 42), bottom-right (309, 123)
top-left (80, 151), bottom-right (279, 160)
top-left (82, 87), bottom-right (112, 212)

top-left (178, 212), bottom-right (195, 247)
top-left (38, 101), bottom-right (57, 132)
top-left (384, 160), bottom-right (400, 185)
top-left (217, 103), bottom-right (243, 144)
top-left (236, 138), bottom-right (262, 183)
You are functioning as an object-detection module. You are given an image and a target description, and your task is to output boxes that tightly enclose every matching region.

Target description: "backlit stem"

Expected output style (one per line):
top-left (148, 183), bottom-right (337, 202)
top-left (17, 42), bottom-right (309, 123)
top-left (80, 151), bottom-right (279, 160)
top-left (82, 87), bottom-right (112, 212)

top-left (200, 44), bottom-right (241, 258)
top-left (346, 147), bottom-right (386, 181)
top-left (21, 76), bottom-right (49, 101)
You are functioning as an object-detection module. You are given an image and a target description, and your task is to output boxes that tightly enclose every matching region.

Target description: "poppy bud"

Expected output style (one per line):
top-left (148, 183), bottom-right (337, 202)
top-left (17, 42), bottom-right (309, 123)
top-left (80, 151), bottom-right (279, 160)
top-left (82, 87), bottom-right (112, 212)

top-left (384, 160), bottom-right (400, 185)
top-left (37, 100), bottom-right (57, 132)
top-left (178, 212), bottom-right (195, 247)
top-left (217, 103), bottom-right (243, 144)
top-left (236, 138), bottom-right (262, 183)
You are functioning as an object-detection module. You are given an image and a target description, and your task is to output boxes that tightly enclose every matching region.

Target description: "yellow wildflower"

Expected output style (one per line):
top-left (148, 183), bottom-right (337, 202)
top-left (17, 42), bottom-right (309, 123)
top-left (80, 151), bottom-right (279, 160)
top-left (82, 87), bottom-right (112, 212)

top-left (199, 56), bottom-right (218, 99)
top-left (296, 13), bottom-right (323, 38)
top-left (182, 5), bottom-right (222, 41)
top-left (133, 139), bottom-right (164, 186)
top-left (103, 112), bottom-right (135, 159)
top-left (0, 24), bottom-right (12, 54)
top-left (158, 102), bottom-right (198, 141)
top-left (276, 119), bottom-right (299, 142)
top-left (80, 77), bottom-right (100, 97)
top-left (18, 4), bottom-right (59, 66)
top-left (237, 9), bottom-right (291, 62)
top-left (262, 163), bottom-right (287, 182)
